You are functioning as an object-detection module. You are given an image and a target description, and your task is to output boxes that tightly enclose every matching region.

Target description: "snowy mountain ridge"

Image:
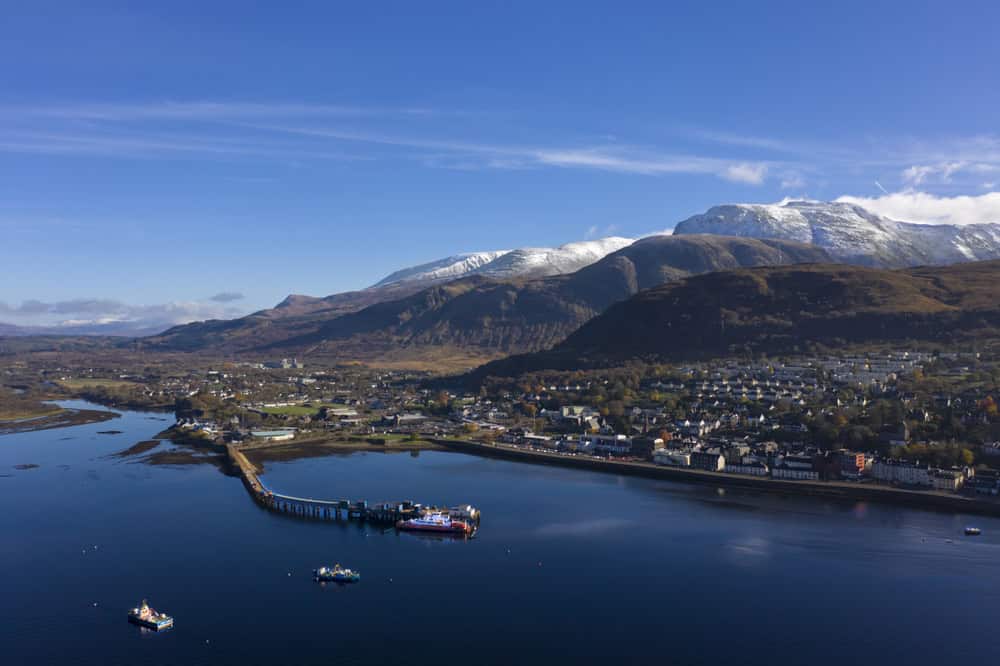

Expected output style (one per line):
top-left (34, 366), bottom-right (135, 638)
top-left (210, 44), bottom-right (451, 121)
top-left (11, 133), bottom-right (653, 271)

top-left (673, 199), bottom-right (1000, 267)
top-left (373, 236), bottom-right (635, 287)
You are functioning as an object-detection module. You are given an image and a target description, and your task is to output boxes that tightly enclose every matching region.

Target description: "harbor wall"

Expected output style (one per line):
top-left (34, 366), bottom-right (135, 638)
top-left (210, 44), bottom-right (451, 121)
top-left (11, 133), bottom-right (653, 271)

top-left (432, 438), bottom-right (1000, 517)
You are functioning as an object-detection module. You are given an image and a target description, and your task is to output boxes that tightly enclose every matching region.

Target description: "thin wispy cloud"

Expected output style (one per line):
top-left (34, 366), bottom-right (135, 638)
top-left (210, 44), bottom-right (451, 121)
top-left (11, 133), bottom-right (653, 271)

top-left (0, 101), bottom-right (446, 121)
top-left (683, 125), bottom-right (1000, 193)
top-left (583, 224), bottom-right (620, 240)
top-left (682, 127), bottom-right (805, 154)
top-left (209, 291), bottom-right (244, 303)
top-left (902, 161), bottom-right (998, 187)
top-left (0, 129), bottom-right (363, 162)
top-left (779, 171), bottom-right (806, 189)
top-left (0, 100), bottom-right (780, 185)
top-left (4, 100), bottom-right (1000, 196)
top-left (252, 122), bottom-right (776, 182)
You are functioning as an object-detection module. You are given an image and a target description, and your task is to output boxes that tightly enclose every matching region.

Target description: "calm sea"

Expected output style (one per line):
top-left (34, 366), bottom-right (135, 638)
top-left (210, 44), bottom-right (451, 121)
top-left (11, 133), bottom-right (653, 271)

top-left (2, 401), bottom-right (999, 665)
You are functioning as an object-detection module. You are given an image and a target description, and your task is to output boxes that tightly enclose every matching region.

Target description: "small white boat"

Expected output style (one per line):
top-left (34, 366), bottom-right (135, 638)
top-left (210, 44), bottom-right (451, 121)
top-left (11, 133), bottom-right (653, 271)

top-left (127, 599), bottom-right (173, 631)
top-left (965, 526), bottom-right (982, 536)
top-left (314, 564), bottom-right (361, 583)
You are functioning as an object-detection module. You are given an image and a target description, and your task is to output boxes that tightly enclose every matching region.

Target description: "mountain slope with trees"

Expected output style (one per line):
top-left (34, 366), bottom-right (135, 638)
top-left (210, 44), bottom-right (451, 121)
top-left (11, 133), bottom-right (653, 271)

top-left (203, 236), bottom-right (829, 358)
top-left (466, 260), bottom-right (1000, 380)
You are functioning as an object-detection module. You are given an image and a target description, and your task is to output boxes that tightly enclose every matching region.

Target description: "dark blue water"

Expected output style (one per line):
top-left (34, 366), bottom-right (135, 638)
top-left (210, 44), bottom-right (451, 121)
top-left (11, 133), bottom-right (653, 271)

top-left (3, 401), bottom-right (1000, 665)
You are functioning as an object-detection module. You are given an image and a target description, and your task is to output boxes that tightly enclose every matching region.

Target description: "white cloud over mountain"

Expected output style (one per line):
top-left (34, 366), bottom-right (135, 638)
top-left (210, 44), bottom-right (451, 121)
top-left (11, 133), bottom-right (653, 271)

top-left (836, 190), bottom-right (1000, 226)
top-left (901, 161), bottom-right (999, 188)
top-left (723, 163), bottom-right (768, 185)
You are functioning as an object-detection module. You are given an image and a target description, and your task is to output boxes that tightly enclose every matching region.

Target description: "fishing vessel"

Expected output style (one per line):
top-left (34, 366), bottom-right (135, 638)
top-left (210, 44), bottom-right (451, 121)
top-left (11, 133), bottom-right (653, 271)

top-left (127, 600), bottom-right (173, 631)
top-left (965, 526), bottom-right (982, 536)
top-left (314, 564), bottom-right (361, 583)
top-left (396, 511), bottom-right (474, 535)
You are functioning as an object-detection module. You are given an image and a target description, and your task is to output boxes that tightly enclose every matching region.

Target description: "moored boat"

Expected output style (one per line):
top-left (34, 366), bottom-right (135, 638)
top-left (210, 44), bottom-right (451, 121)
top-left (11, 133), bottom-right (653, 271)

top-left (965, 526), bottom-right (982, 536)
top-left (127, 599), bottom-right (173, 631)
top-left (395, 511), bottom-right (474, 536)
top-left (314, 564), bottom-right (361, 583)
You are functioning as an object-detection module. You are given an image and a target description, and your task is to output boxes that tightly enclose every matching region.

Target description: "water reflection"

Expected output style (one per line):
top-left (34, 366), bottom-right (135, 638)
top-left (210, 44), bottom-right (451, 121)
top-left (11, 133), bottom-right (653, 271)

top-left (532, 517), bottom-right (634, 537)
top-left (4, 402), bottom-right (1000, 666)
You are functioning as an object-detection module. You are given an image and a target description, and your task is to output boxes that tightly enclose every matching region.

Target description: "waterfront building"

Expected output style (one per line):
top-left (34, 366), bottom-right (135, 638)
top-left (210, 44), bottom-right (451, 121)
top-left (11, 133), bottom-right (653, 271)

top-left (972, 471), bottom-right (1000, 495)
top-left (250, 429), bottom-right (296, 442)
top-left (579, 434), bottom-right (632, 456)
top-left (725, 462), bottom-right (769, 477)
top-left (653, 449), bottom-right (691, 467)
top-left (836, 450), bottom-right (866, 477)
top-left (771, 466), bottom-right (819, 481)
top-left (690, 450), bottom-right (725, 472)
top-left (931, 470), bottom-right (964, 492)
top-left (523, 434), bottom-right (555, 448)
top-left (872, 459), bottom-right (932, 487)
top-left (779, 454), bottom-right (817, 471)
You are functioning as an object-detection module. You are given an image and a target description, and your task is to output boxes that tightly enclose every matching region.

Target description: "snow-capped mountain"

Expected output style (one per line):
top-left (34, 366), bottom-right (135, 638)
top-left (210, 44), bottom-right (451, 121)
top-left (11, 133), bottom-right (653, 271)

top-left (672, 199), bottom-right (1000, 267)
top-left (373, 237), bottom-right (635, 287)
top-left (373, 250), bottom-right (511, 287)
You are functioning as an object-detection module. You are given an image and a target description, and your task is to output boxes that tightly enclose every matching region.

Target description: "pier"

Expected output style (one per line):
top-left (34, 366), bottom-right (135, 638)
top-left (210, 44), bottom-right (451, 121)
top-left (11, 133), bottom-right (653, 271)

top-left (225, 444), bottom-right (480, 528)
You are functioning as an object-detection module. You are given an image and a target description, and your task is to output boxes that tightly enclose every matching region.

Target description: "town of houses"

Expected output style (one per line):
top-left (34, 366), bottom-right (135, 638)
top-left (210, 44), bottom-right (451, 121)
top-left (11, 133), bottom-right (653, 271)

top-left (10, 349), bottom-right (1000, 498)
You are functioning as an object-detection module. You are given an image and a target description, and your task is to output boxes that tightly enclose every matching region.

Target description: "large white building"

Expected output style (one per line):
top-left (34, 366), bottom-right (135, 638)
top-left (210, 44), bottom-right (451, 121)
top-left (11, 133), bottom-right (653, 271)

top-left (653, 449), bottom-right (692, 467)
top-left (579, 434), bottom-right (632, 455)
top-left (872, 460), bottom-right (932, 486)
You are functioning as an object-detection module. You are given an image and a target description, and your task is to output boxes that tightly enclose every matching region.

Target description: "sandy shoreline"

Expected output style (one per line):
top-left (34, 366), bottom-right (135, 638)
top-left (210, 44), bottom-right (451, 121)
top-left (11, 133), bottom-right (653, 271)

top-left (0, 408), bottom-right (119, 435)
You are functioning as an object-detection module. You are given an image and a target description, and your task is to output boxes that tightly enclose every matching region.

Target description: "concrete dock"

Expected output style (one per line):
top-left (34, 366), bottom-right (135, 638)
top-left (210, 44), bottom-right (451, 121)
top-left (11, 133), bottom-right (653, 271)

top-left (225, 444), bottom-right (480, 527)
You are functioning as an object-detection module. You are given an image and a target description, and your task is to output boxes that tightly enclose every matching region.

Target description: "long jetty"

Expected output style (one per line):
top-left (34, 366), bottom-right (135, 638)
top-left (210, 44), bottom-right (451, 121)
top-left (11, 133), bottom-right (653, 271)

top-left (225, 444), bottom-right (480, 526)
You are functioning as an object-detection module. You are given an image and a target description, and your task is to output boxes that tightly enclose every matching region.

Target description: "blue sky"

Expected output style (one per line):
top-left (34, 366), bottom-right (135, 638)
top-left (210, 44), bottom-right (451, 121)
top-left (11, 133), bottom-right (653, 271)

top-left (3, 1), bottom-right (1000, 329)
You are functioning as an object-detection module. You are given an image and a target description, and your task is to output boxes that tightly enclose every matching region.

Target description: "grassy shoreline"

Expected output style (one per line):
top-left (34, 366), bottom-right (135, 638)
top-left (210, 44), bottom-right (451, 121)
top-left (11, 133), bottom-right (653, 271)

top-left (0, 405), bottom-right (65, 421)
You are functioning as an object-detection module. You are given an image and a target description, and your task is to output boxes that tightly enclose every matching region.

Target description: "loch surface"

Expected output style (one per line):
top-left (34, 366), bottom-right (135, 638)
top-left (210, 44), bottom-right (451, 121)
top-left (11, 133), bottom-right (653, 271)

top-left (3, 401), bottom-right (1000, 665)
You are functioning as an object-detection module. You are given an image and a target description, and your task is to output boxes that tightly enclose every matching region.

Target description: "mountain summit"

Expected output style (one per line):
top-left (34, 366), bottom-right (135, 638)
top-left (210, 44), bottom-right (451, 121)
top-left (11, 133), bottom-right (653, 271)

top-left (372, 237), bottom-right (635, 287)
top-left (673, 199), bottom-right (1000, 267)
top-left (140, 235), bottom-right (825, 360)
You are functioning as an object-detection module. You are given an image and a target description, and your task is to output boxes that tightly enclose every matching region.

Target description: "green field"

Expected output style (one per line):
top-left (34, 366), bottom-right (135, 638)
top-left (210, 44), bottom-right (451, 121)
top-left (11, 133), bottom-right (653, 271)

top-left (58, 378), bottom-right (137, 390)
top-left (0, 405), bottom-right (64, 421)
top-left (261, 405), bottom-right (316, 416)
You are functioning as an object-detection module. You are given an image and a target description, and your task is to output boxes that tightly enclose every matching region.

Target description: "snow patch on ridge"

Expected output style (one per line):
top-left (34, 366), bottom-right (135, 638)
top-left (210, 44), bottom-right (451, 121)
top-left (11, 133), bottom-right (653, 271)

top-left (372, 237), bottom-right (635, 287)
top-left (673, 199), bottom-right (1000, 267)
top-left (374, 251), bottom-right (512, 287)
